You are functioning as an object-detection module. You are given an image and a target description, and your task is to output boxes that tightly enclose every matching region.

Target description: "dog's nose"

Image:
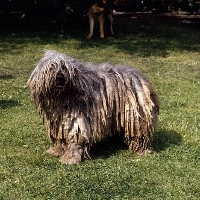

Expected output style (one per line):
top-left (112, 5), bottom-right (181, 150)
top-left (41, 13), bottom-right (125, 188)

top-left (56, 71), bottom-right (65, 89)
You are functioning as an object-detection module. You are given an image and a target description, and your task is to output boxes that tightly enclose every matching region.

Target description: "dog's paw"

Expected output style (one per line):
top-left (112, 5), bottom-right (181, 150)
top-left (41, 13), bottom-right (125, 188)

top-left (136, 148), bottom-right (153, 156)
top-left (59, 143), bottom-right (83, 165)
top-left (46, 145), bottom-right (64, 157)
top-left (86, 33), bottom-right (93, 39)
top-left (59, 156), bottom-right (82, 165)
top-left (46, 147), bottom-right (56, 155)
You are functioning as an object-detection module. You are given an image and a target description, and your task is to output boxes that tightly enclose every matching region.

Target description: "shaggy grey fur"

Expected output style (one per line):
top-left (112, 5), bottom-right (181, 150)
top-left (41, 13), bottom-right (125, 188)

top-left (27, 50), bottom-right (160, 165)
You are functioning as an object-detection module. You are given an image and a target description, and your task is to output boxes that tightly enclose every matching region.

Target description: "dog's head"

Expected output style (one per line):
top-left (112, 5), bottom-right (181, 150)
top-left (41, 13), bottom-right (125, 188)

top-left (27, 50), bottom-right (85, 100)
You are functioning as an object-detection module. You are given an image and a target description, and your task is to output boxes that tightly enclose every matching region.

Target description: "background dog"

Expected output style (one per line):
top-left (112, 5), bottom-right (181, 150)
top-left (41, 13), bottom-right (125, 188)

top-left (87, 0), bottom-right (115, 38)
top-left (27, 50), bottom-right (160, 165)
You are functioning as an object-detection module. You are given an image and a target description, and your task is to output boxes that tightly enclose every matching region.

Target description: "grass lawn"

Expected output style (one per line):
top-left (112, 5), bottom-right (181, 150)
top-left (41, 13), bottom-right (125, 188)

top-left (0, 14), bottom-right (200, 199)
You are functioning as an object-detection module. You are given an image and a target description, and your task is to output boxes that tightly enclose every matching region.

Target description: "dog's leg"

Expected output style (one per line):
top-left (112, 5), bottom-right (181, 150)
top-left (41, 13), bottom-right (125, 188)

top-left (108, 13), bottom-right (114, 36)
top-left (87, 13), bottom-right (94, 39)
top-left (98, 13), bottom-right (104, 38)
top-left (59, 116), bottom-right (92, 165)
top-left (127, 136), bottom-right (153, 156)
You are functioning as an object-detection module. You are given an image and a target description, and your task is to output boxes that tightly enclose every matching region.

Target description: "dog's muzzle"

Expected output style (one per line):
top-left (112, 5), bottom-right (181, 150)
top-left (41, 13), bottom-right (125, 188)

top-left (56, 71), bottom-right (65, 89)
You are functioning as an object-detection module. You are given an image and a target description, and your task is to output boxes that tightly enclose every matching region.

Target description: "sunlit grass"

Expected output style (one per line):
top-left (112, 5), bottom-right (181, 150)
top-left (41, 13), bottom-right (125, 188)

top-left (0, 15), bottom-right (200, 199)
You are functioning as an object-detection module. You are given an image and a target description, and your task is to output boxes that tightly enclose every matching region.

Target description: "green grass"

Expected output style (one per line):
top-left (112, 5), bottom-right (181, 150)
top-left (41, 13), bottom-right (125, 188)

top-left (0, 15), bottom-right (200, 199)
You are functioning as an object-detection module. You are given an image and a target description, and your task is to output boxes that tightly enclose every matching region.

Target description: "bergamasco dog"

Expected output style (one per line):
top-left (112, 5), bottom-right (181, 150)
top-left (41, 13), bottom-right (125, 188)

top-left (27, 50), bottom-right (160, 165)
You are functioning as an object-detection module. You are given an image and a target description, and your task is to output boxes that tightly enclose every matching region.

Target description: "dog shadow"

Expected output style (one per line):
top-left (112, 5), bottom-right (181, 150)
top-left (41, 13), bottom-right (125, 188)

top-left (152, 129), bottom-right (182, 152)
top-left (90, 134), bottom-right (127, 160)
top-left (0, 99), bottom-right (21, 109)
top-left (0, 74), bottom-right (15, 80)
top-left (90, 129), bottom-right (182, 159)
